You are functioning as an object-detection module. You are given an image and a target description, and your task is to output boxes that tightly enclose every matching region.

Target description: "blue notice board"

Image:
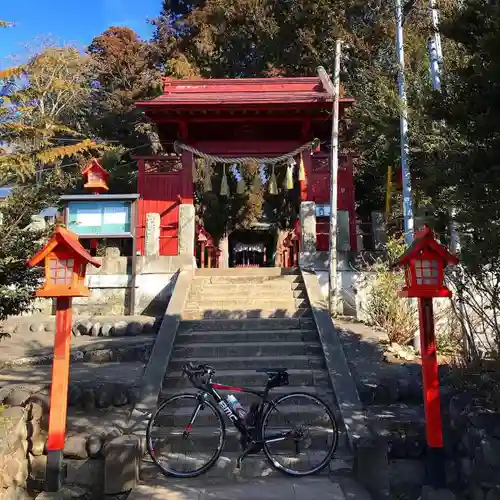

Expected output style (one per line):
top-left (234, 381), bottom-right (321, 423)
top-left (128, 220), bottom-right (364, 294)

top-left (67, 200), bottom-right (132, 236)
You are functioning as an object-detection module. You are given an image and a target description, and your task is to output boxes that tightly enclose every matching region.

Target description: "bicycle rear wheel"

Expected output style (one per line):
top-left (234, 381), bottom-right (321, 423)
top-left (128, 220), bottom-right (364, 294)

top-left (261, 392), bottom-right (338, 476)
top-left (146, 393), bottom-right (226, 478)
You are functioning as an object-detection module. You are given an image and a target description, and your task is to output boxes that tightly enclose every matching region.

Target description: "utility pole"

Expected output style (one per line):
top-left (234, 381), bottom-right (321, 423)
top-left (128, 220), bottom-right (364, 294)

top-left (428, 0), bottom-right (443, 91)
top-left (317, 39), bottom-right (342, 315)
top-left (395, 0), bottom-right (414, 245)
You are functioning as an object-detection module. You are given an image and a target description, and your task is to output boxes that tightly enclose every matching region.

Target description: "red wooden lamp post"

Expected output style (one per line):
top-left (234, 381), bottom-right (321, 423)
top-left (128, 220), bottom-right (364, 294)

top-left (393, 225), bottom-right (459, 488)
top-left (28, 227), bottom-right (101, 492)
top-left (82, 158), bottom-right (110, 194)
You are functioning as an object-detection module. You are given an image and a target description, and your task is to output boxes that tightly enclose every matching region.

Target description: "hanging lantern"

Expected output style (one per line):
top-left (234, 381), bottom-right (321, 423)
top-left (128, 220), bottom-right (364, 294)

top-left (284, 159), bottom-right (295, 191)
top-left (298, 155), bottom-right (306, 182)
top-left (268, 166), bottom-right (278, 195)
top-left (220, 164), bottom-right (229, 196)
top-left (204, 162), bottom-right (212, 192)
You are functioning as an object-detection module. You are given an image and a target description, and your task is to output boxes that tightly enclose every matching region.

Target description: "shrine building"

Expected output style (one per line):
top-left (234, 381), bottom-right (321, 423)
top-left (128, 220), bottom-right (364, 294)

top-left (134, 76), bottom-right (356, 268)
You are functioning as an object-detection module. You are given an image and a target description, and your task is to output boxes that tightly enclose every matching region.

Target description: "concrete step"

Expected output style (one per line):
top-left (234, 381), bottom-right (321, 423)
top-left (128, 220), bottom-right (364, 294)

top-left (176, 329), bottom-right (319, 344)
top-left (195, 268), bottom-right (300, 277)
top-left (171, 341), bottom-right (322, 359)
top-left (184, 299), bottom-right (310, 310)
top-left (159, 386), bottom-right (334, 408)
top-left (189, 289), bottom-right (308, 299)
top-left (189, 282), bottom-right (306, 292)
top-left (163, 369), bottom-right (329, 390)
top-left (133, 476), bottom-right (355, 500)
top-left (146, 426), bottom-right (336, 454)
top-left (178, 318), bottom-right (316, 333)
top-left (181, 308), bottom-right (312, 320)
top-left (168, 355), bottom-right (326, 372)
top-left (149, 403), bottom-right (336, 428)
top-left (192, 275), bottom-right (303, 285)
top-left (140, 452), bottom-right (349, 481)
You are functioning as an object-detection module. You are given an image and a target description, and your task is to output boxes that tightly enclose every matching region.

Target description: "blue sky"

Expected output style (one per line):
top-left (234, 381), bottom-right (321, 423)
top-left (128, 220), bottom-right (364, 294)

top-left (1, 0), bottom-right (162, 67)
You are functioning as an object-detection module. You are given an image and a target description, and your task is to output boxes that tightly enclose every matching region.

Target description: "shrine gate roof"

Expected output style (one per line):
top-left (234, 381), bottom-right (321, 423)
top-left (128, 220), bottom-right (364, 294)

top-left (136, 76), bottom-right (354, 112)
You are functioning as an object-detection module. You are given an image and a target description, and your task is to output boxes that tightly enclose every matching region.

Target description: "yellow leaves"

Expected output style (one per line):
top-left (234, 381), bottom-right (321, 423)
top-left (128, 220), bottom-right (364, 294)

top-left (36, 139), bottom-right (99, 164)
top-left (0, 66), bottom-right (24, 80)
top-left (0, 21), bottom-right (13, 27)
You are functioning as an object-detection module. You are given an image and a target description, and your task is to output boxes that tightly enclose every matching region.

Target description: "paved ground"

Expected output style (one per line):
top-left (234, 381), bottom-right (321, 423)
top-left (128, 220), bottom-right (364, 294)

top-left (128, 477), bottom-right (351, 500)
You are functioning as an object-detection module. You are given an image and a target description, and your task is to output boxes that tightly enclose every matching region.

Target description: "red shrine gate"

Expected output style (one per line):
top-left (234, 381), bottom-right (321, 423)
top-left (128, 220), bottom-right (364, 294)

top-left (134, 77), bottom-right (356, 263)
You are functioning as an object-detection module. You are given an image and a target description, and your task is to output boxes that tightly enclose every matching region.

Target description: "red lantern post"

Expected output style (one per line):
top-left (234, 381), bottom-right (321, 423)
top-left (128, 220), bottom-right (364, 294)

top-left (393, 226), bottom-right (459, 488)
top-left (28, 227), bottom-right (101, 492)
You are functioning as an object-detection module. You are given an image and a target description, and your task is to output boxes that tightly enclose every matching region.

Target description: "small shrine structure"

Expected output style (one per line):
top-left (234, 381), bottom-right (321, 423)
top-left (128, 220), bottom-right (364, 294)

top-left (134, 76), bottom-right (356, 266)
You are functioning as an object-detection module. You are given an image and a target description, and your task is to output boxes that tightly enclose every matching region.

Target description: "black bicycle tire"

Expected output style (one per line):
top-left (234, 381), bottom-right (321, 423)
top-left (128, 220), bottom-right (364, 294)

top-left (261, 391), bottom-right (339, 476)
top-left (146, 393), bottom-right (226, 478)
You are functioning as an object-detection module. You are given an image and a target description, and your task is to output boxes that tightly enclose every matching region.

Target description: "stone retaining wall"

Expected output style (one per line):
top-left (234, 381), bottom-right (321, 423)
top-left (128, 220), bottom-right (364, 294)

top-left (30, 255), bottom-right (194, 317)
top-left (0, 382), bottom-right (141, 498)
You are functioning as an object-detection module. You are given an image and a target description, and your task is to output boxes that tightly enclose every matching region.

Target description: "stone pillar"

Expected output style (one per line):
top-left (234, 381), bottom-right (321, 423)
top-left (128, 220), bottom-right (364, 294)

top-left (371, 211), bottom-right (387, 250)
top-left (145, 213), bottom-right (160, 257)
top-left (219, 233), bottom-right (229, 268)
top-left (299, 201), bottom-right (316, 268)
top-left (178, 204), bottom-right (195, 256)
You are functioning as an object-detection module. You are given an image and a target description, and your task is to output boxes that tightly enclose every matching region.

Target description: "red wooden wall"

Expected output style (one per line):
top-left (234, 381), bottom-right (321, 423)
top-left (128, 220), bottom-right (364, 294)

top-left (136, 154), bottom-right (193, 256)
top-left (308, 153), bottom-right (357, 252)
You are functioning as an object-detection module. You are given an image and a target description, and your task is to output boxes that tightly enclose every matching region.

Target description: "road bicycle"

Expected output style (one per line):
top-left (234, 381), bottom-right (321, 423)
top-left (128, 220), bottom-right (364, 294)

top-left (146, 362), bottom-right (339, 478)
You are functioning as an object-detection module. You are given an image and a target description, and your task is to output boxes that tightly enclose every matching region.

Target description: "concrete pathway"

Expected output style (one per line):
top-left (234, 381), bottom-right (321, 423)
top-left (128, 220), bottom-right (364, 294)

top-left (128, 477), bottom-right (349, 500)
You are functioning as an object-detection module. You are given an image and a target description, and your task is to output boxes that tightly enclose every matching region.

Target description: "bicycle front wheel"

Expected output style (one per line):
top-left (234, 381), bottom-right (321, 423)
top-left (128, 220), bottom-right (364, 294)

top-left (146, 393), bottom-right (226, 478)
top-left (261, 392), bottom-right (338, 476)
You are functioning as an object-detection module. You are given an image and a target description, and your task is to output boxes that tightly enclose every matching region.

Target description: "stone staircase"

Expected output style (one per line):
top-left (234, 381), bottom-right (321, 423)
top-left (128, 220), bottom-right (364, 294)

top-left (141, 268), bottom-right (350, 481)
top-left (182, 267), bottom-right (312, 319)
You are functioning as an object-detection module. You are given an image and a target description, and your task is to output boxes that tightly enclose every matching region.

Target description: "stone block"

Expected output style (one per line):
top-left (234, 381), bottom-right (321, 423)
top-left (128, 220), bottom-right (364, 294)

top-left (104, 435), bottom-right (140, 494)
top-left (65, 458), bottom-right (104, 488)
top-left (35, 485), bottom-right (87, 500)
top-left (63, 436), bottom-right (88, 460)
top-left (353, 437), bottom-right (390, 499)
top-left (178, 204), bottom-right (195, 256)
top-left (300, 201), bottom-right (316, 254)
top-left (4, 390), bottom-right (31, 407)
top-left (86, 436), bottom-right (103, 458)
top-left (28, 454), bottom-right (47, 481)
top-left (145, 213), bottom-right (161, 257)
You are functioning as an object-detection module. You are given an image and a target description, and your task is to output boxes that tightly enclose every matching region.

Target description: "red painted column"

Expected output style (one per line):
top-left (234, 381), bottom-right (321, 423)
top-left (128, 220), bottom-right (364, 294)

top-left (418, 297), bottom-right (446, 487)
top-left (181, 151), bottom-right (194, 204)
top-left (45, 297), bottom-right (72, 492)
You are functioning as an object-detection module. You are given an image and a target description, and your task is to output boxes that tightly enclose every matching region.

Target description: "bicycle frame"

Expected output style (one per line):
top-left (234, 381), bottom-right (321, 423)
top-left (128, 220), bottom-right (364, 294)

top-left (185, 377), bottom-right (296, 466)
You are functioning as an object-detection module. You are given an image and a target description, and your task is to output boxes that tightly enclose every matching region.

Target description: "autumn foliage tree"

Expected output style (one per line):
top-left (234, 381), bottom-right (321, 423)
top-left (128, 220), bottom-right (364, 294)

top-left (0, 46), bottom-right (104, 181)
top-left (87, 27), bottom-right (162, 152)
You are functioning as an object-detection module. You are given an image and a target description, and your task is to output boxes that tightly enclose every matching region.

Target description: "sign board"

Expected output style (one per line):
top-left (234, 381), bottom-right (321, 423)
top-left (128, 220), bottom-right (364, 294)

top-left (67, 200), bottom-right (132, 236)
top-left (316, 205), bottom-right (331, 218)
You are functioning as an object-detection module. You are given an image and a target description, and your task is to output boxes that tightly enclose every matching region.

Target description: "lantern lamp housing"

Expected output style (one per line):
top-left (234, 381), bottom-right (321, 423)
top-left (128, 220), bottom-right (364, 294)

top-left (82, 159), bottom-right (110, 193)
top-left (27, 227), bottom-right (101, 298)
top-left (394, 226), bottom-right (459, 298)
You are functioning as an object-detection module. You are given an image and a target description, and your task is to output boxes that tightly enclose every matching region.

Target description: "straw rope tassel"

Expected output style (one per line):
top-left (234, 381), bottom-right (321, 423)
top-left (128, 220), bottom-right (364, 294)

top-left (252, 167), bottom-right (262, 192)
top-left (268, 166), bottom-right (278, 195)
top-left (284, 160), bottom-right (294, 190)
top-left (220, 164), bottom-right (229, 196)
top-left (298, 155), bottom-right (306, 182)
top-left (204, 162), bottom-right (212, 192)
